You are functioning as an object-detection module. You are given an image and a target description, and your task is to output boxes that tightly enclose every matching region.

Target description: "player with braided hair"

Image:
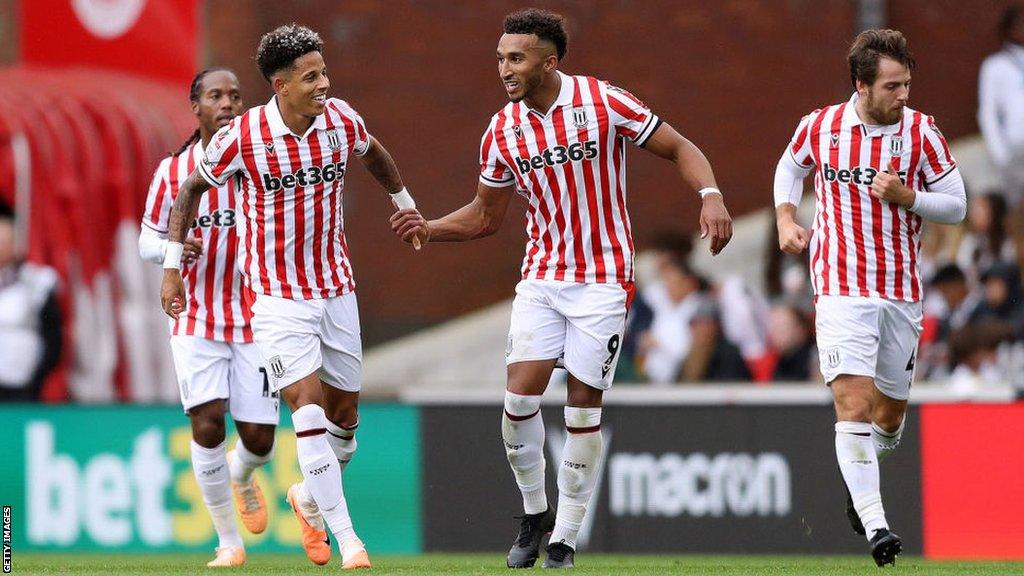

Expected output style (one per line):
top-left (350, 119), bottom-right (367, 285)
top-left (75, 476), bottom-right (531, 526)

top-left (140, 68), bottom-right (279, 568)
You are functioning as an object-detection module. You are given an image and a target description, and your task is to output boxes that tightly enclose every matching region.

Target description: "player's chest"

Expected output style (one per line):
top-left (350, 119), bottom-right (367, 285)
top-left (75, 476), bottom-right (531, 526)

top-left (247, 131), bottom-right (349, 194)
top-left (817, 130), bottom-right (911, 187)
top-left (503, 105), bottom-right (608, 176)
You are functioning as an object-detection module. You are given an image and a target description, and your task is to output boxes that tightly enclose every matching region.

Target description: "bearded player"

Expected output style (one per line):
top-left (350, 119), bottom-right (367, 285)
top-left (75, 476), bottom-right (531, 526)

top-left (391, 8), bottom-right (732, 569)
top-left (773, 30), bottom-right (966, 565)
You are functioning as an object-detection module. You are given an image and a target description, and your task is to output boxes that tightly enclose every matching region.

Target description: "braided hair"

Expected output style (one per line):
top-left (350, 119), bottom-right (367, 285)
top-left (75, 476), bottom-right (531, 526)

top-left (170, 67), bottom-right (232, 157)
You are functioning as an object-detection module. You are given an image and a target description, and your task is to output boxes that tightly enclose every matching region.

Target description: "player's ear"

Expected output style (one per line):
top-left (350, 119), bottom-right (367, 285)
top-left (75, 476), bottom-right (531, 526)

top-left (272, 74), bottom-right (288, 96)
top-left (544, 53), bottom-right (558, 73)
top-left (190, 100), bottom-right (200, 116)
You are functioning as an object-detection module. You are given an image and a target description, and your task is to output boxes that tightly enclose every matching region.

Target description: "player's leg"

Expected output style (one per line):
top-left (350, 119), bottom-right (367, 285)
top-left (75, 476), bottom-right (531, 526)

top-left (503, 281), bottom-right (565, 568)
top-left (170, 336), bottom-right (246, 567)
top-left (225, 342), bottom-right (279, 535)
top-left (542, 282), bottom-right (627, 569)
top-left (871, 299), bottom-right (921, 463)
top-left (249, 294), bottom-right (335, 566)
top-left (313, 292), bottom-right (370, 568)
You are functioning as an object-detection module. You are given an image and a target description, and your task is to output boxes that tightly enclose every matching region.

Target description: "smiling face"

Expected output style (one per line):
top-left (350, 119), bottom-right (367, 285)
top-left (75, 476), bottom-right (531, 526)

top-left (496, 33), bottom-right (556, 103)
top-left (858, 57), bottom-right (910, 125)
top-left (274, 51), bottom-right (330, 118)
top-left (193, 70), bottom-right (242, 135)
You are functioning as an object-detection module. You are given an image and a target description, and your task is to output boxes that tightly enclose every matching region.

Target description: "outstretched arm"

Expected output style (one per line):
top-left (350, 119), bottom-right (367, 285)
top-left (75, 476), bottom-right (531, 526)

top-left (390, 182), bottom-right (514, 245)
top-left (358, 136), bottom-right (404, 194)
top-left (642, 123), bottom-right (732, 255)
top-left (160, 170), bottom-right (212, 318)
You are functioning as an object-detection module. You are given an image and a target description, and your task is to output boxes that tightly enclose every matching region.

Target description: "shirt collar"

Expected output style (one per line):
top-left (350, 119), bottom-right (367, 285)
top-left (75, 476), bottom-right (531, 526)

top-left (265, 95), bottom-right (327, 138)
top-left (843, 92), bottom-right (904, 136)
top-left (526, 71), bottom-right (575, 118)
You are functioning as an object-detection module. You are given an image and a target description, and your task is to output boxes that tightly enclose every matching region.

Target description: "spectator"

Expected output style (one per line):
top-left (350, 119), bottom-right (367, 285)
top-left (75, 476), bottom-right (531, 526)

top-left (0, 202), bottom-right (63, 401)
top-left (968, 261), bottom-right (1024, 337)
top-left (947, 321), bottom-right (1015, 391)
top-left (955, 193), bottom-right (1016, 276)
top-left (921, 264), bottom-right (981, 378)
top-left (679, 300), bottom-right (751, 383)
top-left (766, 303), bottom-right (817, 381)
top-left (637, 251), bottom-right (706, 384)
top-left (978, 4), bottom-right (1024, 203)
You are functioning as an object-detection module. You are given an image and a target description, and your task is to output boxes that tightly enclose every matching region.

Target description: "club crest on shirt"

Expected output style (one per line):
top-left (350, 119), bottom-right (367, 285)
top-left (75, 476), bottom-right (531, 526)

top-left (265, 141), bottom-right (275, 154)
top-left (572, 107), bottom-right (588, 128)
top-left (513, 124), bottom-right (523, 140)
top-left (327, 129), bottom-right (341, 151)
top-left (269, 355), bottom-right (285, 379)
top-left (830, 133), bottom-right (840, 149)
top-left (889, 135), bottom-right (903, 155)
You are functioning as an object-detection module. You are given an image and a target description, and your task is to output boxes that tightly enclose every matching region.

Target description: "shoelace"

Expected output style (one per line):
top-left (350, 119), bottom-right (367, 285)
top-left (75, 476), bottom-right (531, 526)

top-left (547, 543), bottom-right (570, 562)
top-left (513, 514), bottom-right (540, 547)
top-left (239, 484), bottom-right (260, 512)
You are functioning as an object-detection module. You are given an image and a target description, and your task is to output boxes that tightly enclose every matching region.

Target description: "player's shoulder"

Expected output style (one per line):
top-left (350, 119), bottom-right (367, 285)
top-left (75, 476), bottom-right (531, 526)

top-left (487, 101), bottom-right (519, 130)
top-left (980, 49), bottom-right (1016, 71)
top-left (325, 97), bottom-right (360, 118)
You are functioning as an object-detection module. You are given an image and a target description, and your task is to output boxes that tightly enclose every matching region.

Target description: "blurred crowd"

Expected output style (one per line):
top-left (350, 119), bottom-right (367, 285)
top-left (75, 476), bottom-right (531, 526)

top-left (616, 5), bottom-right (1024, 390)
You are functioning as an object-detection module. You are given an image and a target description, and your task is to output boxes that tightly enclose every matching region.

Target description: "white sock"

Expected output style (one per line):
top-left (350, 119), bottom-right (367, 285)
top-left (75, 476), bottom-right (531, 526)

top-left (550, 407), bottom-right (604, 550)
top-left (190, 440), bottom-right (244, 549)
top-left (502, 392), bottom-right (548, 515)
top-left (292, 404), bottom-right (357, 543)
top-left (871, 415), bottom-right (905, 463)
top-left (325, 419), bottom-right (358, 473)
top-left (835, 421), bottom-right (888, 539)
top-left (229, 436), bottom-right (274, 484)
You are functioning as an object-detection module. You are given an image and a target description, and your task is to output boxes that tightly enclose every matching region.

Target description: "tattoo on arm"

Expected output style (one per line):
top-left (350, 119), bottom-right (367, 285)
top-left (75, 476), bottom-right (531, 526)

top-left (168, 170), bottom-right (211, 243)
top-left (359, 136), bottom-right (404, 193)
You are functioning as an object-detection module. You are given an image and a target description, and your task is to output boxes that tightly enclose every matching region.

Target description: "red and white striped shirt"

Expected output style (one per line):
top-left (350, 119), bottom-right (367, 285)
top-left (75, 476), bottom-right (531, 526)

top-left (479, 71), bottom-right (661, 284)
top-left (198, 96), bottom-right (369, 299)
top-left (788, 94), bottom-right (956, 302)
top-left (143, 142), bottom-right (253, 342)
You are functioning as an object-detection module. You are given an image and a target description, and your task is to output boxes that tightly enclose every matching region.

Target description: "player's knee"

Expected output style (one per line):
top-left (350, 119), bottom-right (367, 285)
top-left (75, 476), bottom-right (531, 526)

top-left (189, 404), bottom-right (227, 447)
top-left (504, 391), bottom-right (542, 421)
top-left (238, 423), bottom-right (276, 456)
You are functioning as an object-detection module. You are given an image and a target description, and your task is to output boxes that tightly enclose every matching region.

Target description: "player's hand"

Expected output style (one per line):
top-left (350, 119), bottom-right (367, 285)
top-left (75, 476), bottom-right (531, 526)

top-left (182, 238), bottom-right (204, 265)
top-left (870, 159), bottom-right (915, 208)
top-left (777, 218), bottom-right (809, 254)
top-left (389, 208), bottom-right (430, 250)
top-left (160, 269), bottom-right (186, 320)
top-left (699, 193), bottom-right (732, 256)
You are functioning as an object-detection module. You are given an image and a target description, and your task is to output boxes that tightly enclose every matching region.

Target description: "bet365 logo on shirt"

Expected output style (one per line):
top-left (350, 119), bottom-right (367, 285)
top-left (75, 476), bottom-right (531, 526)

top-left (515, 140), bottom-right (599, 175)
top-left (822, 163), bottom-right (906, 186)
top-left (261, 161), bottom-right (346, 192)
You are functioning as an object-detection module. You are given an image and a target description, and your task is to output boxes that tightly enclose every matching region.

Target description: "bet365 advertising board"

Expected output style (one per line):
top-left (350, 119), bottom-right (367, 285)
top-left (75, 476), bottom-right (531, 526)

top-left (0, 405), bottom-right (421, 553)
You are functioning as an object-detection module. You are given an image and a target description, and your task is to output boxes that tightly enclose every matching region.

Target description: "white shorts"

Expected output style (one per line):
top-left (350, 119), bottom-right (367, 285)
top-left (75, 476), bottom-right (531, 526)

top-left (506, 279), bottom-right (632, 390)
top-left (815, 295), bottom-right (923, 401)
top-left (169, 336), bottom-right (280, 424)
top-left (250, 292), bottom-right (362, 392)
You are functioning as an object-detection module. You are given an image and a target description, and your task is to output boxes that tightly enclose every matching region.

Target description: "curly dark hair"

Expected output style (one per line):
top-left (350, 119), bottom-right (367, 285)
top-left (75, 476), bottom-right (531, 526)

top-left (255, 24), bottom-right (324, 82)
top-left (847, 29), bottom-right (915, 88)
top-left (503, 8), bottom-right (568, 60)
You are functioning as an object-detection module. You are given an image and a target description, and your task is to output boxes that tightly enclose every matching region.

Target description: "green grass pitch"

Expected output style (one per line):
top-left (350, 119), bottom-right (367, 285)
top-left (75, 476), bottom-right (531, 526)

top-left (11, 553), bottom-right (1023, 575)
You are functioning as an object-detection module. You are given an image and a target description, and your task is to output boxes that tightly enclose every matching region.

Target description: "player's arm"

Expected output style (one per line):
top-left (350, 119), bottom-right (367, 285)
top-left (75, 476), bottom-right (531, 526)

top-left (642, 123), bottom-right (732, 255)
top-left (870, 160), bottom-right (967, 225)
top-left (160, 170), bottom-right (212, 319)
top-left (773, 151), bottom-right (813, 254)
top-left (358, 136), bottom-right (405, 194)
top-left (390, 182), bottom-right (514, 244)
top-left (139, 168), bottom-right (203, 266)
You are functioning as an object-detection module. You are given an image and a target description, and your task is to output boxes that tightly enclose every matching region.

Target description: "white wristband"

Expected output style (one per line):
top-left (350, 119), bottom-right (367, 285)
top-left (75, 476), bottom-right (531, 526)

top-left (698, 187), bottom-right (722, 199)
top-left (164, 241), bottom-right (184, 269)
top-left (390, 187), bottom-right (416, 210)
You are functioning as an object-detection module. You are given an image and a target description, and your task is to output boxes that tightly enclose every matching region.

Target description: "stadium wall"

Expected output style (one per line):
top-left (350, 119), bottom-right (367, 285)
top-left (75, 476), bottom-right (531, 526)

top-left (201, 0), bottom-right (1016, 343)
top-left (3, 400), bottom-right (1022, 559)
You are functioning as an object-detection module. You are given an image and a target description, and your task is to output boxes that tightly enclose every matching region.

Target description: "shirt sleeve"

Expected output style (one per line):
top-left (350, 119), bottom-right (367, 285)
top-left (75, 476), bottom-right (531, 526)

top-left (478, 120), bottom-right (514, 188)
top-left (774, 152), bottom-right (812, 207)
top-left (197, 118), bottom-right (243, 187)
top-left (141, 158), bottom-right (173, 233)
top-left (912, 167), bottom-right (967, 225)
top-left (918, 116), bottom-right (957, 186)
top-left (602, 82), bottom-right (662, 147)
top-left (787, 112), bottom-right (818, 168)
top-left (349, 109), bottom-right (371, 157)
